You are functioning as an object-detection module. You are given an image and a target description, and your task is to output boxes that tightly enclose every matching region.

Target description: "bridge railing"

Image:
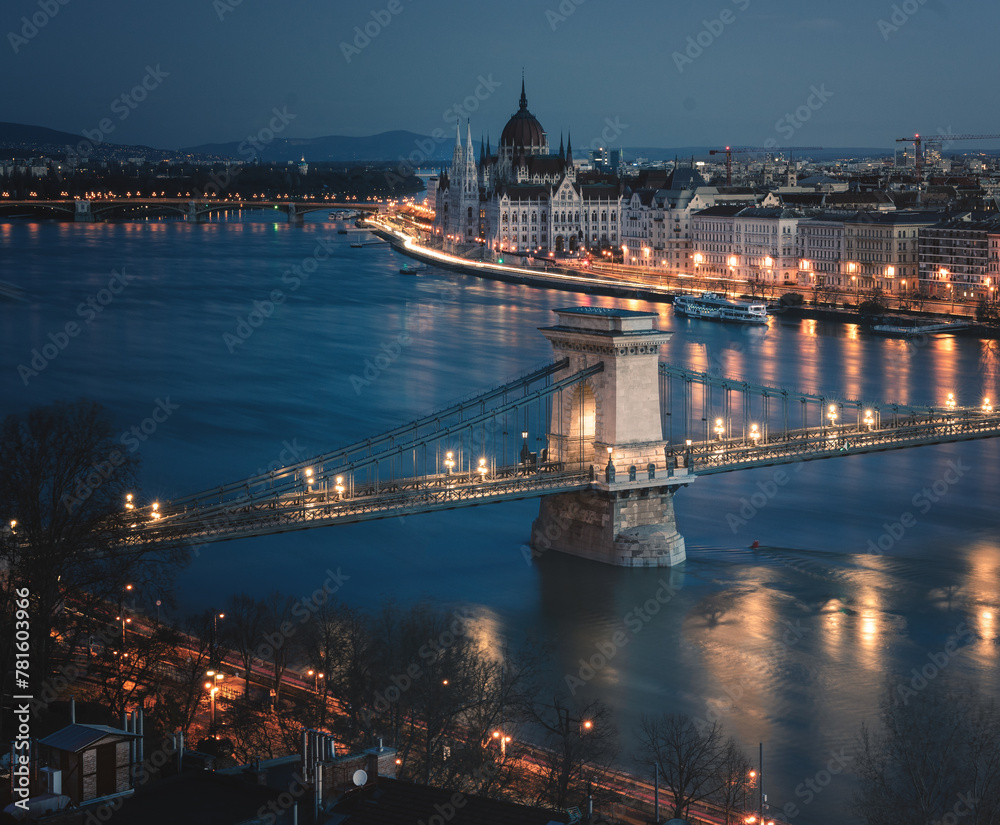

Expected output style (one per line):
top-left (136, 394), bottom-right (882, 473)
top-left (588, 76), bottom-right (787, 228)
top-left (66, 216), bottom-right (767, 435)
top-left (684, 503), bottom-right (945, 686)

top-left (128, 461), bottom-right (592, 547)
top-left (659, 361), bottom-right (986, 446)
top-left (670, 407), bottom-right (1000, 475)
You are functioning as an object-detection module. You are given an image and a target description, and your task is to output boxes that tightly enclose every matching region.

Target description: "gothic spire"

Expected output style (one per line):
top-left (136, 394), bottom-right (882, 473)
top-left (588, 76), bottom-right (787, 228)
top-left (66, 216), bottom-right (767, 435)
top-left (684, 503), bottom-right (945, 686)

top-left (519, 73), bottom-right (528, 111)
top-left (558, 133), bottom-right (565, 160)
top-left (566, 132), bottom-right (573, 165)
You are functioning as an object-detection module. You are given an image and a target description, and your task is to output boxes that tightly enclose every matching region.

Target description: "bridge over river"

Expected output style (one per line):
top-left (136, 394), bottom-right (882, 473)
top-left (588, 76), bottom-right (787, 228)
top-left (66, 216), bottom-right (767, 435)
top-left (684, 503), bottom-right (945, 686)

top-left (0, 198), bottom-right (379, 223)
top-left (123, 308), bottom-right (1000, 566)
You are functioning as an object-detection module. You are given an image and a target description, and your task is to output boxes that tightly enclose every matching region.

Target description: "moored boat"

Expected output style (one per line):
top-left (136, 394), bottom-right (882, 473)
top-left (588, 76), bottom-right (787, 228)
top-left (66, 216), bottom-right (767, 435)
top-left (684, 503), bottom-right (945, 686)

top-left (672, 292), bottom-right (768, 324)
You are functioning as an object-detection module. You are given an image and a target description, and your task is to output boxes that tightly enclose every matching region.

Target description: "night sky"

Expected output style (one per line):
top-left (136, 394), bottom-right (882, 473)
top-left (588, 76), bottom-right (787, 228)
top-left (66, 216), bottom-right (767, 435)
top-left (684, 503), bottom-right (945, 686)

top-left (3, 0), bottom-right (998, 151)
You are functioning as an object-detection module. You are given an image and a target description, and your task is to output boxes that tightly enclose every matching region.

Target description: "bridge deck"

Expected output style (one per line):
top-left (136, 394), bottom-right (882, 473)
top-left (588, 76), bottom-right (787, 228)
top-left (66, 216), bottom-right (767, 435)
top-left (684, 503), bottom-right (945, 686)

top-left (134, 464), bottom-right (591, 550)
top-left (680, 411), bottom-right (1000, 475)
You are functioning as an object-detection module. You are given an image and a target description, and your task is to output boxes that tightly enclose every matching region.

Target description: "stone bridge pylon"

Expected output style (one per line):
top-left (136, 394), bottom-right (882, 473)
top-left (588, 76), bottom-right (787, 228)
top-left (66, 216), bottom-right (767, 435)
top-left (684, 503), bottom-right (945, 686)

top-left (530, 307), bottom-right (692, 567)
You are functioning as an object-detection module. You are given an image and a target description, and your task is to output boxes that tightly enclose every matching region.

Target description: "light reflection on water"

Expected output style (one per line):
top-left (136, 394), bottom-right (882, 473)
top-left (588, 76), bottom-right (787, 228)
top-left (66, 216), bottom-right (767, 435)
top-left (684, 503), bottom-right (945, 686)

top-left (1, 218), bottom-right (998, 825)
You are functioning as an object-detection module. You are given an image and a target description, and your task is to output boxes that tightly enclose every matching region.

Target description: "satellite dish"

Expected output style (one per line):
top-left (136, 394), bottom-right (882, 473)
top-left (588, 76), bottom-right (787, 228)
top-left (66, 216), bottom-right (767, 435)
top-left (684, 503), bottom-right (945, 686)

top-left (352, 769), bottom-right (368, 787)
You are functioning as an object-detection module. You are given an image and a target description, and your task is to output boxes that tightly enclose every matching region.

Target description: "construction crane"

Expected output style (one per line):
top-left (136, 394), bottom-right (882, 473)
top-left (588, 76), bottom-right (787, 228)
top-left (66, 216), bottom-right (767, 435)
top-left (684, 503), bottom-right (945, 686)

top-left (708, 146), bottom-right (823, 186)
top-left (896, 133), bottom-right (1000, 178)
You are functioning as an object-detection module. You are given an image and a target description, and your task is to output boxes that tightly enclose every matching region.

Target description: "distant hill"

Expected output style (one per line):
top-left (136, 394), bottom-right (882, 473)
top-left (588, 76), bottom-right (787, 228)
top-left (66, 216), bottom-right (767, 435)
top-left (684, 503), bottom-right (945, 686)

top-left (182, 130), bottom-right (450, 163)
top-left (0, 121), bottom-right (89, 146)
top-left (0, 121), bottom-right (216, 162)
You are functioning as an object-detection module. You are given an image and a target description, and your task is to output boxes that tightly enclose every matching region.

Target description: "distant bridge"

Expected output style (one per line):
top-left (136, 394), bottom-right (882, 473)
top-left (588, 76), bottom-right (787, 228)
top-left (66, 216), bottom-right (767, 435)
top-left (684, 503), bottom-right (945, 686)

top-left (120, 308), bottom-right (999, 567)
top-left (0, 198), bottom-right (380, 223)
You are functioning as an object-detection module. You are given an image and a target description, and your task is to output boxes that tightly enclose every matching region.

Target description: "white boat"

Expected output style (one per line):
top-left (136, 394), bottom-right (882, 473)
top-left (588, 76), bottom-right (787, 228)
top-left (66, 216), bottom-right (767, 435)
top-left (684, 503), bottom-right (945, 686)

top-left (673, 292), bottom-right (768, 325)
top-left (399, 263), bottom-right (427, 275)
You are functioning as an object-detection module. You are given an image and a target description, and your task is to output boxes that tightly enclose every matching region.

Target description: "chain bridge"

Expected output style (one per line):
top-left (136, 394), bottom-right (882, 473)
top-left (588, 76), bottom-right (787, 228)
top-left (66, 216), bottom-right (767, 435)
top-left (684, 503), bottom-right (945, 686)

top-left (126, 308), bottom-right (1000, 566)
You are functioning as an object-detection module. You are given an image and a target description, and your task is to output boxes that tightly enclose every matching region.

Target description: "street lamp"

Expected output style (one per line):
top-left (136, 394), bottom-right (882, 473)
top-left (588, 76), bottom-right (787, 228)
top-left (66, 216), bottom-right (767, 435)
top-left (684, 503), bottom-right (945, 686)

top-left (444, 451), bottom-right (455, 475)
top-left (827, 404), bottom-right (838, 427)
top-left (714, 418), bottom-right (725, 440)
top-left (205, 670), bottom-right (224, 734)
top-left (478, 458), bottom-right (488, 479)
top-left (306, 669), bottom-right (324, 692)
top-left (749, 423), bottom-right (760, 446)
top-left (335, 476), bottom-right (345, 498)
top-left (863, 409), bottom-right (875, 430)
top-left (946, 393), bottom-right (956, 410)
top-left (983, 398), bottom-right (994, 414)
top-left (492, 729), bottom-right (511, 758)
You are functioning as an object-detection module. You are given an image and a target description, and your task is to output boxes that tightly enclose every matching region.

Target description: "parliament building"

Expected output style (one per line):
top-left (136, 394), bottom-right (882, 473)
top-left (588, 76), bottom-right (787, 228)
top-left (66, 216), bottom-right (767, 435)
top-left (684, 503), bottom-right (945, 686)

top-left (433, 80), bottom-right (624, 257)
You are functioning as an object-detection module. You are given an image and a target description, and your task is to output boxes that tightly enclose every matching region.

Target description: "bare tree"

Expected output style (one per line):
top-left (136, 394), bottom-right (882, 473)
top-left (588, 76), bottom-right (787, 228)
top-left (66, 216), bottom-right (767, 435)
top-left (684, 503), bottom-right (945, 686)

top-left (95, 625), bottom-right (178, 720)
top-left (530, 697), bottom-right (619, 810)
top-left (636, 712), bottom-right (726, 820)
top-left (301, 601), bottom-right (342, 729)
top-left (224, 593), bottom-right (267, 697)
top-left (261, 591), bottom-right (299, 707)
top-left (158, 611), bottom-right (218, 736)
top-left (0, 399), bottom-right (186, 731)
top-left (853, 677), bottom-right (1000, 825)
top-left (712, 736), bottom-right (755, 825)
top-left (325, 605), bottom-right (375, 748)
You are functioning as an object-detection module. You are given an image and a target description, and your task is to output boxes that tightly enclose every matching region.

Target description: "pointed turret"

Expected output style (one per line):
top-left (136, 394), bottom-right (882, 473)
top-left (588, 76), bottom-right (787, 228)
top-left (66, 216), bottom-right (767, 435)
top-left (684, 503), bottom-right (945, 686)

top-left (566, 133), bottom-right (573, 165)
top-left (464, 120), bottom-right (478, 192)
top-left (480, 134), bottom-right (487, 167)
top-left (519, 73), bottom-right (528, 111)
top-left (450, 120), bottom-right (464, 180)
top-left (558, 133), bottom-right (565, 160)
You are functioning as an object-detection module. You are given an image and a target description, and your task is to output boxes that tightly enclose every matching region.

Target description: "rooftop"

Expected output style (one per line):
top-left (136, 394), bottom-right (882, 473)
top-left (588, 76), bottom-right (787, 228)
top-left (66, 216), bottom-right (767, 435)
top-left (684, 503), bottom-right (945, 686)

top-left (553, 306), bottom-right (656, 317)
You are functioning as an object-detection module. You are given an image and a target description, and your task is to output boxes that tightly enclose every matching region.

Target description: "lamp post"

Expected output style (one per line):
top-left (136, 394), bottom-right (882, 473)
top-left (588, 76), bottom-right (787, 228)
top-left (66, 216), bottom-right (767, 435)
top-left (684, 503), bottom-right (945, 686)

top-left (444, 451), bottom-right (455, 475)
top-left (205, 670), bottom-right (224, 735)
top-left (211, 611), bottom-right (225, 669)
top-left (118, 583), bottom-right (134, 650)
top-left (492, 729), bottom-right (511, 758)
top-left (306, 669), bottom-right (324, 692)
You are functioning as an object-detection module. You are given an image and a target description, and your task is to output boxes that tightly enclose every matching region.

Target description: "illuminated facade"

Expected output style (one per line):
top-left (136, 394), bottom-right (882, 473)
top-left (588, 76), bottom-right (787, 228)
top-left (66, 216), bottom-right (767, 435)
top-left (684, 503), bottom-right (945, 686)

top-left (433, 80), bottom-right (624, 256)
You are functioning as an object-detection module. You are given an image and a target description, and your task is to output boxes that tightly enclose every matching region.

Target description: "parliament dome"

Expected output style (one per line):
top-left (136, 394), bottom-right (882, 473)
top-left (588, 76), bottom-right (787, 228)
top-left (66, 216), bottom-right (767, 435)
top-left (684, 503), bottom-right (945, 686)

top-left (499, 80), bottom-right (546, 151)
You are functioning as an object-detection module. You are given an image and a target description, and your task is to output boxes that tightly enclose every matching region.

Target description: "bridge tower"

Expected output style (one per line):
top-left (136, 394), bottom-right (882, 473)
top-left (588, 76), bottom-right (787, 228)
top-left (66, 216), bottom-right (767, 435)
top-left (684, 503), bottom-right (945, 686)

top-left (287, 203), bottom-right (304, 224)
top-left (74, 199), bottom-right (93, 223)
top-left (530, 307), bottom-right (692, 567)
top-left (186, 201), bottom-right (204, 223)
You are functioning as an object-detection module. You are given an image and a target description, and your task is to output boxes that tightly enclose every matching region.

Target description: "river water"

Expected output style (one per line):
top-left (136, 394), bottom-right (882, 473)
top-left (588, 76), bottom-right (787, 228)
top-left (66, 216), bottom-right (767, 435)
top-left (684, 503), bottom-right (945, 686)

top-left (2, 215), bottom-right (998, 824)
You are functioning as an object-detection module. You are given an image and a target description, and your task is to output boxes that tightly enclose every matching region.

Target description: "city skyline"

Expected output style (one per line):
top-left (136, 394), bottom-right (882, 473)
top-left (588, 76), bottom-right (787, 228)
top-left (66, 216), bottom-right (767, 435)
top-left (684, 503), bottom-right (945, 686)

top-left (3, 0), bottom-right (998, 152)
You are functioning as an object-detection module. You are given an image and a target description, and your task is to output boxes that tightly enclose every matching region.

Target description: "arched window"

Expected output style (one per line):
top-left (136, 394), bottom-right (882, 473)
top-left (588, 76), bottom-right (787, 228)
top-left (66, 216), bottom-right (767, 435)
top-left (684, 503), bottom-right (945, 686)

top-left (592, 211), bottom-right (598, 222)
top-left (467, 207), bottom-right (473, 219)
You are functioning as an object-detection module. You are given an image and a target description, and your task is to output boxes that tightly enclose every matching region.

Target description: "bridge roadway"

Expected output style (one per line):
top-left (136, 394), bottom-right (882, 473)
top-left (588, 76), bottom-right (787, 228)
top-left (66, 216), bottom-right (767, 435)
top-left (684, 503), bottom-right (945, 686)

top-left (129, 407), bottom-right (1000, 550)
top-left (132, 462), bottom-right (593, 550)
top-left (676, 407), bottom-right (1000, 474)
